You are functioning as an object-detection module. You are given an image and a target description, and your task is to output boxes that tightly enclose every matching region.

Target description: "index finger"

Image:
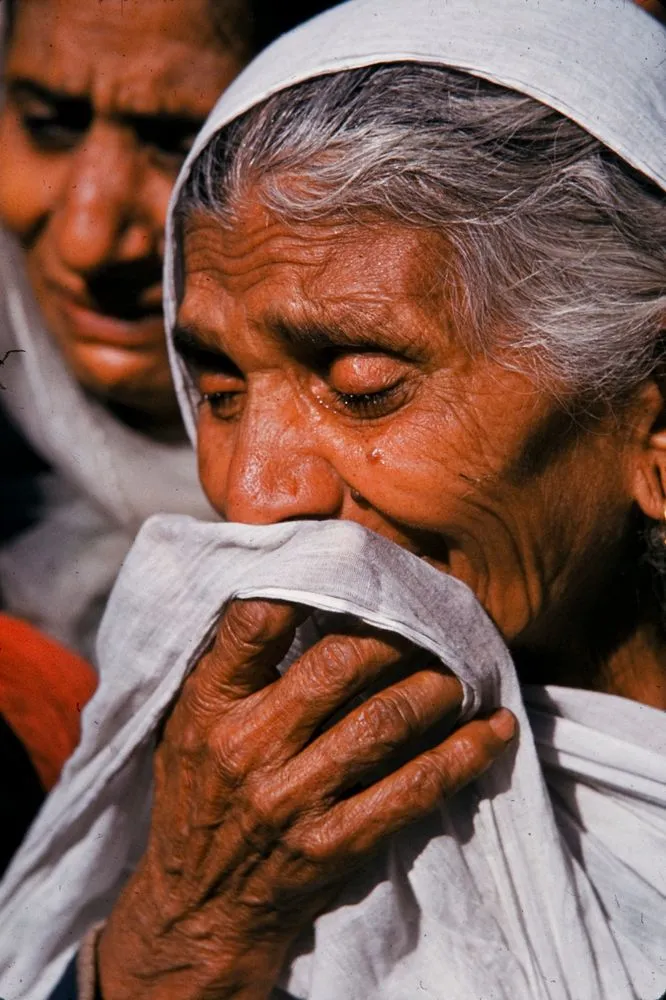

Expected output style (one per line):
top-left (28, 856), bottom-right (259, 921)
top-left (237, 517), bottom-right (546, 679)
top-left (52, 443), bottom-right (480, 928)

top-left (193, 598), bottom-right (309, 701)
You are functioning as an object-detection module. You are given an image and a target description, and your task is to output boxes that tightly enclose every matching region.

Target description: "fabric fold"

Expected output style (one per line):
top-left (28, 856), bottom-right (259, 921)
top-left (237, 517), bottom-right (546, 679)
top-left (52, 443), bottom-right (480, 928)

top-left (0, 230), bottom-right (212, 659)
top-left (0, 517), bottom-right (663, 999)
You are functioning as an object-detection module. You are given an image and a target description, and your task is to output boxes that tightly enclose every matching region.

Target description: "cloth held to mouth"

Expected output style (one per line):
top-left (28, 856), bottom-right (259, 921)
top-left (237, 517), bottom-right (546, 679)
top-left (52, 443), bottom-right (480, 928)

top-left (0, 518), bottom-right (665, 1000)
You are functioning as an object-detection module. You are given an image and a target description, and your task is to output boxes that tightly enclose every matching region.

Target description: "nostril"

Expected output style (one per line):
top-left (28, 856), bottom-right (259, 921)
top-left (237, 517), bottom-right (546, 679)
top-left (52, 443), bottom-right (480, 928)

top-left (279, 513), bottom-right (338, 523)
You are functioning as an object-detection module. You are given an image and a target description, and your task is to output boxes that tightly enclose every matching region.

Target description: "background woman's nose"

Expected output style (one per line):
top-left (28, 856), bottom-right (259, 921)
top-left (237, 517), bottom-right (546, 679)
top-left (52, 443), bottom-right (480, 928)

top-left (51, 124), bottom-right (153, 274)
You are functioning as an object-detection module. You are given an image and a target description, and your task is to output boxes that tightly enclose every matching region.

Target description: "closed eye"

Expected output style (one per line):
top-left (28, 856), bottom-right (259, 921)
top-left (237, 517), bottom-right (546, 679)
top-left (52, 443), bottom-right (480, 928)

top-left (318, 351), bottom-right (415, 420)
top-left (332, 384), bottom-right (407, 416)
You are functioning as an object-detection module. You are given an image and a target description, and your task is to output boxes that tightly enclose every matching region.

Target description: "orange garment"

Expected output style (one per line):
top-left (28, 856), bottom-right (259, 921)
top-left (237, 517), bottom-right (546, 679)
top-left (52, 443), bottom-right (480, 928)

top-left (0, 615), bottom-right (96, 790)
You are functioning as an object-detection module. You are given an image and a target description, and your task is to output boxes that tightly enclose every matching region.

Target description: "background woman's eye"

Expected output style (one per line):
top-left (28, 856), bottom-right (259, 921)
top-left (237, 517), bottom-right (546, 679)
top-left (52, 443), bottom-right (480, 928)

top-left (136, 116), bottom-right (201, 171)
top-left (21, 108), bottom-right (91, 152)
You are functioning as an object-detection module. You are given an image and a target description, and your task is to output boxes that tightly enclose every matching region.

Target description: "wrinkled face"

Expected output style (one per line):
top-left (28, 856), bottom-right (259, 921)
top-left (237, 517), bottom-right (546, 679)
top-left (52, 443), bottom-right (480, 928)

top-left (0, 0), bottom-right (242, 422)
top-left (177, 197), bottom-right (640, 647)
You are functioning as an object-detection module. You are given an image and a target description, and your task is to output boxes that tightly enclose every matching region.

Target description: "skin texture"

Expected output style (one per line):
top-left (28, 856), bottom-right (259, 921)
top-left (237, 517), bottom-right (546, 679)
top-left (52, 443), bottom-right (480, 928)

top-left (99, 197), bottom-right (666, 999)
top-left (100, 600), bottom-right (514, 999)
top-left (176, 201), bottom-right (666, 703)
top-left (0, 0), bottom-right (243, 430)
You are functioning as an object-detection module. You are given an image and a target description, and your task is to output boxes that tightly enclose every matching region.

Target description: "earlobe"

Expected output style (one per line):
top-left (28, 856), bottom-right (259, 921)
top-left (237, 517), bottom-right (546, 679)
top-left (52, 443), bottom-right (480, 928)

top-left (633, 449), bottom-right (666, 523)
top-left (630, 380), bottom-right (666, 522)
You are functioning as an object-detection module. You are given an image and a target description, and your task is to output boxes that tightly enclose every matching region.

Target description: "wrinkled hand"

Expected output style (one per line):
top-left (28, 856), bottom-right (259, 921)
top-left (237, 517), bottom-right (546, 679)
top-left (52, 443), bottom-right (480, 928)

top-left (99, 599), bottom-right (516, 1000)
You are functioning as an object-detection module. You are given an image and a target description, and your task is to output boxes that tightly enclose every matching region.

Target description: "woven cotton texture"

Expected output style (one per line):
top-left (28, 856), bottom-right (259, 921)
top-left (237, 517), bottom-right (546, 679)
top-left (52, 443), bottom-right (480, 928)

top-left (0, 518), bottom-right (665, 999)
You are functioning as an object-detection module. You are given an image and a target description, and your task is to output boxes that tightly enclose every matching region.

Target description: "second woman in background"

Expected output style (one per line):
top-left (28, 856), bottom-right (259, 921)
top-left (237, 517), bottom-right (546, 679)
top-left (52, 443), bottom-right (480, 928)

top-left (0, 0), bottom-right (334, 660)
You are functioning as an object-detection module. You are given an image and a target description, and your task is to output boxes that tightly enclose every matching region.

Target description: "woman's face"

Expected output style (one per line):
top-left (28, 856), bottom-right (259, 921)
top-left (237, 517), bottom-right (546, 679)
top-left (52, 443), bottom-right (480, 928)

top-left (177, 197), bottom-right (643, 648)
top-left (0, 0), bottom-right (242, 422)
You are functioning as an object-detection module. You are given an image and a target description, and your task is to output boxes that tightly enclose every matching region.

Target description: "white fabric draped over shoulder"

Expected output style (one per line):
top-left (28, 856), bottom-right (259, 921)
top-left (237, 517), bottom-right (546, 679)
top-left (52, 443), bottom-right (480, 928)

top-left (0, 230), bottom-right (213, 660)
top-left (0, 0), bottom-right (212, 659)
top-left (0, 1), bottom-right (665, 998)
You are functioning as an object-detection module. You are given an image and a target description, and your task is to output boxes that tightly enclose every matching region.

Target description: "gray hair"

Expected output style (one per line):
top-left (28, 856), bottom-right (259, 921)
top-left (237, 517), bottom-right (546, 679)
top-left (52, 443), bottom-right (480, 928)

top-left (179, 63), bottom-right (666, 401)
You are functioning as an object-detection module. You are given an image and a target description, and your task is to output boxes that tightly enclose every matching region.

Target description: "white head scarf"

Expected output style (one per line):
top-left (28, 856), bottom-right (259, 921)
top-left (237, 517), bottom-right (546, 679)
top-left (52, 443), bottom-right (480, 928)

top-left (163, 0), bottom-right (666, 439)
top-left (0, 3), bottom-right (665, 1000)
top-left (0, 2), bottom-right (212, 661)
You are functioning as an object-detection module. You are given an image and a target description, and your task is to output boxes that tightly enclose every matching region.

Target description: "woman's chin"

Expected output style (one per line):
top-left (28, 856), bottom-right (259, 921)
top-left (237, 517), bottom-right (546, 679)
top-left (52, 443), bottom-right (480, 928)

top-left (66, 342), bottom-right (180, 424)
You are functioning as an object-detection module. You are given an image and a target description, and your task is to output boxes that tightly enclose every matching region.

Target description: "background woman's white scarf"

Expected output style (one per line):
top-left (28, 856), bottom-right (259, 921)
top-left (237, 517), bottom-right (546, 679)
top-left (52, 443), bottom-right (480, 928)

top-left (0, 229), bottom-right (212, 660)
top-left (0, 0), bottom-right (211, 660)
top-left (0, 0), bottom-right (664, 997)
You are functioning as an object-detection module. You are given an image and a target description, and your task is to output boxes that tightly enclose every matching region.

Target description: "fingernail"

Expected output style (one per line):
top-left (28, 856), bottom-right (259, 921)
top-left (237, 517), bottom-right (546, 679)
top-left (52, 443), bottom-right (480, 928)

top-left (488, 708), bottom-right (516, 742)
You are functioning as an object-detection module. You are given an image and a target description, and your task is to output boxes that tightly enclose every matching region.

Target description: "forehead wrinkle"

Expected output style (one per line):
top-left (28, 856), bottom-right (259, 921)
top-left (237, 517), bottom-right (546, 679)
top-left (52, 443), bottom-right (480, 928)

top-left (184, 225), bottom-right (336, 309)
top-left (183, 208), bottom-right (459, 360)
top-left (215, 224), bottom-right (335, 272)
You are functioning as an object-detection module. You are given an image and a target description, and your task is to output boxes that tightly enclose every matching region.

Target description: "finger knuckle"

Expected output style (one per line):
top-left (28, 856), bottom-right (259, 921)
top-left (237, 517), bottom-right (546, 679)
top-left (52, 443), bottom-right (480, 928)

top-left (413, 734), bottom-right (484, 797)
top-left (289, 822), bottom-right (338, 867)
top-left (354, 693), bottom-right (412, 750)
top-left (299, 635), bottom-right (370, 702)
top-left (175, 716), bottom-right (205, 759)
top-left (410, 753), bottom-right (454, 799)
top-left (316, 636), bottom-right (366, 678)
top-left (209, 722), bottom-right (254, 785)
top-left (447, 730), bottom-right (487, 777)
top-left (220, 599), bottom-right (280, 653)
top-left (238, 776), bottom-right (291, 843)
top-left (163, 685), bottom-right (206, 758)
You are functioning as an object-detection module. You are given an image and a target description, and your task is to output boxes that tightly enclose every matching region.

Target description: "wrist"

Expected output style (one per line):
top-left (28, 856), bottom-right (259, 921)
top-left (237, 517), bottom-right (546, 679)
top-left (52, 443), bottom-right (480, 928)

top-left (97, 869), bottom-right (292, 1000)
top-left (98, 934), bottom-right (287, 1000)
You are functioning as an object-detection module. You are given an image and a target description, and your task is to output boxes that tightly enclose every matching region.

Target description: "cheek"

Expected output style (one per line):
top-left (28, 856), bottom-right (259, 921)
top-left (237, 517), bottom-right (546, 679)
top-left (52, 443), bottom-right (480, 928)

top-left (338, 404), bottom-right (480, 528)
top-left (323, 397), bottom-right (560, 635)
top-left (0, 110), bottom-right (66, 241)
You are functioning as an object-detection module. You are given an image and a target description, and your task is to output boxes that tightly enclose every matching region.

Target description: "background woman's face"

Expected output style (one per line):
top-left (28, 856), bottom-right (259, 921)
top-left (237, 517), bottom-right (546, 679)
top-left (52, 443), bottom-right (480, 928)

top-left (177, 198), bottom-right (640, 648)
top-left (0, 0), bottom-right (242, 422)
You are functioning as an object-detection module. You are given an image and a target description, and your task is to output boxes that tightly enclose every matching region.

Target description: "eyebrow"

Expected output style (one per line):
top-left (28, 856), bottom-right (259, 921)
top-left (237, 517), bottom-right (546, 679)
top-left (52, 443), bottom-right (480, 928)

top-left (173, 308), bottom-right (428, 374)
top-left (264, 311), bottom-right (426, 360)
top-left (8, 78), bottom-right (89, 110)
top-left (172, 325), bottom-right (238, 374)
top-left (7, 78), bottom-right (206, 131)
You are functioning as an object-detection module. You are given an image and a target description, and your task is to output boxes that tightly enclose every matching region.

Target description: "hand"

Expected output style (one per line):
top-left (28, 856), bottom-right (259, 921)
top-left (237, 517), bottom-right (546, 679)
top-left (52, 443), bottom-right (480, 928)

top-left (98, 599), bottom-right (516, 1000)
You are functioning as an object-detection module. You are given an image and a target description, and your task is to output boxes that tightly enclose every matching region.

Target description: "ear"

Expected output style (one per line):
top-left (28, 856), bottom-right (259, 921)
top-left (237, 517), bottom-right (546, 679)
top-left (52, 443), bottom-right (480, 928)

top-left (630, 378), bottom-right (666, 522)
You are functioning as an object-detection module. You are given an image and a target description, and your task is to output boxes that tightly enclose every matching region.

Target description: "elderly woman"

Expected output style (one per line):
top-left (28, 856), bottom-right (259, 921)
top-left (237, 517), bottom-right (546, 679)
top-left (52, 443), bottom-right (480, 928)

top-left (1, 0), bottom-right (665, 999)
top-left (0, 0), bottom-right (334, 658)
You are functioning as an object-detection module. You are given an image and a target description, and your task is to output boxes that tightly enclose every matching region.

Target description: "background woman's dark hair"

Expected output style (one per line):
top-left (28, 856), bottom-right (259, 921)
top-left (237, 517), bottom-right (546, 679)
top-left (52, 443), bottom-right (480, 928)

top-left (2, 0), bottom-right (340, 56)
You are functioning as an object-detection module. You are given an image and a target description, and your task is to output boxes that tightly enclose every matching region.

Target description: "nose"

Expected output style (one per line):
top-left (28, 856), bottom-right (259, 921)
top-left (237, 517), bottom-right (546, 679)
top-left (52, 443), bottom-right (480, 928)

top-left (51, 122), bottom-right (153, 274)
top-left (218, 382), bottom-right (345, 525)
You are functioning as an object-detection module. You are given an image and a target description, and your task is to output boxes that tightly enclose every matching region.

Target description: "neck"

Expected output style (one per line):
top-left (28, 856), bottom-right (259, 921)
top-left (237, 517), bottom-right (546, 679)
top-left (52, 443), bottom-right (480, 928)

top-left (512, 524), bottom-right (666, 709)
top-left (598, 619), bottom-right (666, 708)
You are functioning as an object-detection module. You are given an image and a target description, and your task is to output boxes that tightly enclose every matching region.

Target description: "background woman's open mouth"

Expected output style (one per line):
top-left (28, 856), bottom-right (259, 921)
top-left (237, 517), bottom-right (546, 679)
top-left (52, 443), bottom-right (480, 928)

top-left (57, 292), bottom-right (165, 348)
top-left (49, 255), bottom-right (165, 348)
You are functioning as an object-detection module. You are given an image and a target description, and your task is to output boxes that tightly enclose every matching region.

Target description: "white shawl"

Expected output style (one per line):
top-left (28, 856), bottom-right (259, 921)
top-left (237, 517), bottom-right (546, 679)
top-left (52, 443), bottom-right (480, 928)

top-left (0, 0), bottom-right (212, 658)
top-left (0, 231), bottom-right (212, 662)
top-left (0, 1), bottom-right (665, 998)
